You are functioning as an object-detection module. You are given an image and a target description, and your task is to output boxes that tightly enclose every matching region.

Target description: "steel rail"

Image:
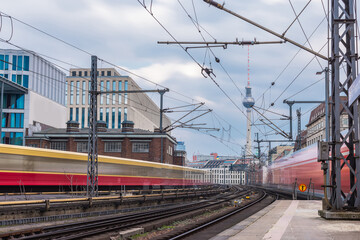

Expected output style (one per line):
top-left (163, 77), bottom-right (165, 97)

top-left (168, 190), bottom-right (270, 240)
top-left (16, 187), bottom-right (248, 239)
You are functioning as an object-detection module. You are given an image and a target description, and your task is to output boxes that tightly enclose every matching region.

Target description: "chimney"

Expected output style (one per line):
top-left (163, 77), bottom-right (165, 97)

top-left (96, 120), bottom-right (107, 132)
top-left (66, 120), bottom-right (80, 133)
top-left (122, 120), bottom-right (134, 132)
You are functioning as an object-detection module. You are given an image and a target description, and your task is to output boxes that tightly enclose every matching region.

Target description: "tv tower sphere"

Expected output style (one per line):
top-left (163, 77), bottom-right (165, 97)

top-left (242, 86), bottom-right (255, 108)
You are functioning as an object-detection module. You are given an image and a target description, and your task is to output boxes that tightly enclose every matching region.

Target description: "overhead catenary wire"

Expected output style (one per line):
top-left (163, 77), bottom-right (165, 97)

top-left (0, 41), bottom-right (240, 152)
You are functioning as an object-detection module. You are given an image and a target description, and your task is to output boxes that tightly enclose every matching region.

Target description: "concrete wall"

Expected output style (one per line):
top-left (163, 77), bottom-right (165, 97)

top-left (28, 91), bottom-right (67, 128)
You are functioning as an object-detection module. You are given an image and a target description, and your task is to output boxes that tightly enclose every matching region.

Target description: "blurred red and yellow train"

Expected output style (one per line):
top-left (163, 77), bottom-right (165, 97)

top-left (0, 144), bottom-right (205, 192)
top-left (255, 143), bottom-right (350, 195)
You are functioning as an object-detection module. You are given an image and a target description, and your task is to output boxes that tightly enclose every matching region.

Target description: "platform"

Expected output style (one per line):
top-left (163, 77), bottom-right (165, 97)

top-left (211, 200), bottom-right (360, 240)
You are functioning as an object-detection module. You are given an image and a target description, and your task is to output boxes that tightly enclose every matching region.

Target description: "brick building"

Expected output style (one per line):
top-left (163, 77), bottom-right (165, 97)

top-left (25, 120), bottom-right (184, 166)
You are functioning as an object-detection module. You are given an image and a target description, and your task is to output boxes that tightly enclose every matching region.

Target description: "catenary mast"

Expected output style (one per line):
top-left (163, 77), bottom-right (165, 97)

top-left (242, 46), bottom-right (255, 158)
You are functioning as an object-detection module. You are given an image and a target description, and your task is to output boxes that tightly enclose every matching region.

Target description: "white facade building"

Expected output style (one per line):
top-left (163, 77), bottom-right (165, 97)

top-left (204, 167), bottom-right (246, 185)
top-left (0, 49), bottom-right (67, 145)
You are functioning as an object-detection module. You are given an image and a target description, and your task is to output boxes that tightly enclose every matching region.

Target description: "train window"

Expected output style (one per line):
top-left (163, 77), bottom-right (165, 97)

top-left (104, 141), bottom-right (122, 152)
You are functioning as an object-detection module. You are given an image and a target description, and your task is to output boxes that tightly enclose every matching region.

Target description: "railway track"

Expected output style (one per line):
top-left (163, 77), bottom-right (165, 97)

top-left (158, 189), bottom-right (273, 240)
top-left (2, 186), bottom-right (249, 239)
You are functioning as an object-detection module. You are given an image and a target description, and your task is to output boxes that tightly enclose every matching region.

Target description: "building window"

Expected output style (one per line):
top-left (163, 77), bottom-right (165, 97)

top-left (124, 107), bottom-right (127, 121)
top-left (76, 81), bottom-right (80, 105)
top-left (76, 108), bottom-right (79, 122)
top-left (118, 108), bottom-right (122, 128)
top-left (1, 132), bottom-right (23, 145)
top-left (101, 71), bottom-right (105, 76)
top-left (24, 56), bottom-right (29, 71)
top-left (132, 142), bottom-right (149, 153)
top-left (87, 107), bottom-right (90, 127)
top-left (23, 75), bottom-right (29, 88)
top-left (65, 83), bottom-right (68, 106)
top-left (167, 146), bottom-right (173, 156)
top-left (2, 113), bottom-right (24, 128)
top-left (50, 141), bottom-right (67, 151)
top-left (79, 71), bottom-right (82, 77)
top-left (2, 94), bottom-right (24, 109)
top-left (124, 80), bottom-right (128, 104)
top-left (72, 71), bottom-right (76, 76)
top-left (70, 81), bottom-right (74, 105)
top-left (100, 107), bottom-right (103, 120)
top-left (0, 55), bottom-right (4, 70)
top-left (12, 55), bottom-right (17, 70)
top-left (112, 108), bottom-right (115, 129)
top-left (107, 71), bottom-right (111, 76)
top-left (77, 142), bottom-right (88, 152)
top-left (17, 56), bottom-right (23, 71)
top-left (112, 81), bottom-right (116, 105)
top-left (82, 81), bottom-right (86, 104)
top-left (4, 55), bottom-right (8, 70)
top-left (84, 71), bottom-right (88, 77)
top-left (118, 81), bottom-right (122, 104)
top-left (100, 81), bottom-right (104, 105)
top-left (27, 144), bottom-right (38, 148)
top-left (105, 142), bottom-right (122, 152)
top-left (81, 108), bottom-right (85, 128)
top-left (88, 81), bottom-right (91, 104)
top-left (70, 108), bottom-right (73, 120)
top-left (106, 80), bottom-right (110, 105)
top-left (106, 108), bottom-right (109, 126)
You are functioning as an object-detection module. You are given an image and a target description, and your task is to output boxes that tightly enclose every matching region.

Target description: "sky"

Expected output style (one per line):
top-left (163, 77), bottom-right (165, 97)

top-left (0, 0), bottom-right (337, 159)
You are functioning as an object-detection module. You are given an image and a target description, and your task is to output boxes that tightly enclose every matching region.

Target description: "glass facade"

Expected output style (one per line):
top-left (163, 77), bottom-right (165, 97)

top-left (1, 132), bottom-right (23, 145)
top-left (2, 94), bottom-right (24, 109)
top-left (124, 107), bottom-right (127, 121)
top-left (2, 113), bottom-right (24, 128)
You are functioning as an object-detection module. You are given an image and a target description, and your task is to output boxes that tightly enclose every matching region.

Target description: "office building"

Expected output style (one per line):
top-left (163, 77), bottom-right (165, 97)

top-left (66, 68), bottom-right (171, 131)
top-left (0, 49), bottom-right (67, 145)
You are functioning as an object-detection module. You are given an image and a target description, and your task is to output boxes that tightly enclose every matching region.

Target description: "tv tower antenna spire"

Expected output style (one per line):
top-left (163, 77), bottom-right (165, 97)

top-left (243, 46), bottom-right (255, 158)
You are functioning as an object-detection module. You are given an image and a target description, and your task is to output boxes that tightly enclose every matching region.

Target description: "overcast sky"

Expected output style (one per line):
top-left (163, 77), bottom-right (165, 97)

top-left (0, 0), bottom-right (340, 158)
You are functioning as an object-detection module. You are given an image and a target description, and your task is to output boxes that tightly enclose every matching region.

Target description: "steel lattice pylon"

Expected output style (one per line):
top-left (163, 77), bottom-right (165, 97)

top-left (331, 0), bottom-right (360, 209)
top-left (87, 55), bottom-right (98, 197)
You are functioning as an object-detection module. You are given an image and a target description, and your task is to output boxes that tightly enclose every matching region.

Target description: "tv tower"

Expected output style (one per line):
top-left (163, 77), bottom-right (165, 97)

top-left (242, 46), bottom-right (255, 158)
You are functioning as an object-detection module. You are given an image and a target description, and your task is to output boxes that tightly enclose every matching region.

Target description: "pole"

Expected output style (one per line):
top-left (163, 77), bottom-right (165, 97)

top-left (289, 103), bottom-right (293, 140)
top-left (160, 90), bottom-right (165, 164)
top-left (324, 67), bottom-right (330, 200)
top-left (296, 108), bottom-right (301, 150)
top-left (268, 142), bottom-right (271, 165)
top-left (87, 56), bottom-right (98, 197)
top-left (0, 82), bottom-right (3, 143)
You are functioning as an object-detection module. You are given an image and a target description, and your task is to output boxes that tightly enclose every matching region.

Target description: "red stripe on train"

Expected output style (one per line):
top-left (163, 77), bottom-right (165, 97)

top-left (0, 172), bottom-right (199, 186)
